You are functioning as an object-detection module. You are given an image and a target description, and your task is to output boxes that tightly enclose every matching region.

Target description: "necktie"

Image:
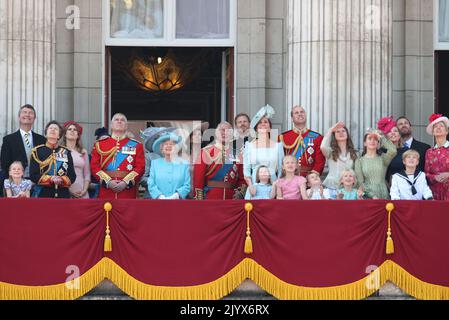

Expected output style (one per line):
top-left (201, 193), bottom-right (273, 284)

top-left (24, 133), bottom-right (31, 149)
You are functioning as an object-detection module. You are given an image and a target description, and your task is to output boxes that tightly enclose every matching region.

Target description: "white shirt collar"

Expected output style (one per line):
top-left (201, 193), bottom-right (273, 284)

top-left (434, 141), bottom-right (449, 149)
top-left (404, 137), bottom-right (413, 147)
top-left (19, 128), bottom-right (32, 137)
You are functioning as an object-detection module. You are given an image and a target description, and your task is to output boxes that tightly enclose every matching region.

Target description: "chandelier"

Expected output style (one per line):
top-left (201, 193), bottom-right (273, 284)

top-left (114, 48), bottom-right (209, 94)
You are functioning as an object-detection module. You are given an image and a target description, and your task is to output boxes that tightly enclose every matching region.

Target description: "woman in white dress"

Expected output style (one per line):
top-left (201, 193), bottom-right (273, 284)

top-left (243, 105), bottom-right (284, 195)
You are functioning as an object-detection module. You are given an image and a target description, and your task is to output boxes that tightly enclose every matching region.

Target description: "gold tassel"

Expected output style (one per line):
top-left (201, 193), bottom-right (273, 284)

top-left (385, 203), bottom-right (395, 255)
top-left (104, 202), bottom-right (113, 252)
top-left (244, 203), bottom-right (253, 254)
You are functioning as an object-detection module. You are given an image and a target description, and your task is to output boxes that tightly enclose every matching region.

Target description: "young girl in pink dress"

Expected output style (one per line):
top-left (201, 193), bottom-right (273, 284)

top-left (275, 155), bottom-right (307, 200)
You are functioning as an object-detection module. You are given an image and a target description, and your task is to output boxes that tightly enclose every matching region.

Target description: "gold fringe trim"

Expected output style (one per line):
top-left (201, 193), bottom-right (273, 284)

top-left (1, 259), bottom-right (449, 300)
top-left (0, 259), bottom-right (108, 300)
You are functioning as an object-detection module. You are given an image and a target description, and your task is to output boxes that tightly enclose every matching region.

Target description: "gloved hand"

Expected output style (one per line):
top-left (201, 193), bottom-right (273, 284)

top-left (168, 192), bottom-right (180, 200)
top-left (159, 195), bottom-right (167, 200)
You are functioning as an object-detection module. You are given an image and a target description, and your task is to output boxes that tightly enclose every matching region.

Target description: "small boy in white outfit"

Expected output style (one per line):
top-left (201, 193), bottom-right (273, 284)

top-left (390, 150), bottom-right (433, 200)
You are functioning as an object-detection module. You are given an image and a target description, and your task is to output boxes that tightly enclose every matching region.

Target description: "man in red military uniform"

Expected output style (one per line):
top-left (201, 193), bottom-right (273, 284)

top-left (91, 113), bottom-right (145, 199)
top-left (278, 105), bottom-right (325, 177)
top-left (193, 122), bottom-right (246, 200)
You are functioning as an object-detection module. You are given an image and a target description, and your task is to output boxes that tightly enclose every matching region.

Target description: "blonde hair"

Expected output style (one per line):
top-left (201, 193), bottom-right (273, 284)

top-left (339, 169), bottom-right (357, 187)
top-left (280, 155), bottom-right (300, 178)
top-left (8, 161), bottom-right (25, 181)
top-left (402, 149), bottom-right (420, 160)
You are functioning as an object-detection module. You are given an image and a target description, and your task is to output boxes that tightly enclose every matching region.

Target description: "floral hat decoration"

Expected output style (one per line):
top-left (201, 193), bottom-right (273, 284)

top-left (377, 116), bottom-right (396, 135)
top-left (426, 113), bottom-right (449, 135)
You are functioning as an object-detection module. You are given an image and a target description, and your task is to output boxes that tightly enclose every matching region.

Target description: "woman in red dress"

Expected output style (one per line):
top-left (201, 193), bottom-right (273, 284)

top-left (425, 114), bottom-right (449, 200)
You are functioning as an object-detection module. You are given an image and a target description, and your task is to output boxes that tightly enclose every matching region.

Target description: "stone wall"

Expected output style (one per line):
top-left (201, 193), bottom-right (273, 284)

top-left (56, 0), bottom-right (102, 151)
top-left (236, 0), bottom-right (288, 133)
top-left (0, 0), bottom-right (56, 137)
top-left (392, 0), bottom-right (434, 145)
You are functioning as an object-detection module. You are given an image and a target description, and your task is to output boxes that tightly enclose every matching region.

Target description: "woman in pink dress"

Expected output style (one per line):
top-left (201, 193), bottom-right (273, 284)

top-left (63, 121), bottom-right (91, 199)
top-left (424, 114), bottom-right (449, 200)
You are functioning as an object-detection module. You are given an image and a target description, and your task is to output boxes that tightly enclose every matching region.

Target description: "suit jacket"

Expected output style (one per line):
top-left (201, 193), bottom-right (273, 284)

top-left (1, 130), bottom-right (46, 174)
top-left (410, 139), bottom-right (431, 172)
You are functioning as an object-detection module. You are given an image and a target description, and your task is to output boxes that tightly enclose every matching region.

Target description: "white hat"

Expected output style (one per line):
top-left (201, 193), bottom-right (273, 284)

top-left (426, 114), bottom-right (449, 135)
top-left (250, 104), bottom-right (275, 129)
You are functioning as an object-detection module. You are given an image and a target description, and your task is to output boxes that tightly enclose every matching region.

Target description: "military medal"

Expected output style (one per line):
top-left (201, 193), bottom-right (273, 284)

top-left (127, 155), bottom-right (134, 163)
top-left (122, 146), bottom-right (136, 155)
top-left (127, 164), bottom-right (133, 171)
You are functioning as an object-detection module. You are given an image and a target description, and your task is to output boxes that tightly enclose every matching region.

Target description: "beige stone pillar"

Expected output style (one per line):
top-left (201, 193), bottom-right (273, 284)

top-left (0, 0), bottom-right (55, 138)
top-left (286, 0), bottom-right (392, 147)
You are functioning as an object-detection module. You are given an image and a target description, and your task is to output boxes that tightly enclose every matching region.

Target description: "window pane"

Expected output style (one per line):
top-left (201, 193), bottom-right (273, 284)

top-left (110, 0), bottom-right (164, 38)
top-left (176, 0), bottom-right (230, 39)
top-left (440, 0), bottom-right (449, 42)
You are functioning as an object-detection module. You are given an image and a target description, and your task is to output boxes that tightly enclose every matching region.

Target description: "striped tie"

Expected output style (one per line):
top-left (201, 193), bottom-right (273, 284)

top-left (24, 133), bottom-right (31, 149)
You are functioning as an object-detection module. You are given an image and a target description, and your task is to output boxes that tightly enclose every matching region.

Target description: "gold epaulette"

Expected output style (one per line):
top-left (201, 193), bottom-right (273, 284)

top-left (194, 188), bottom-right (204, 200)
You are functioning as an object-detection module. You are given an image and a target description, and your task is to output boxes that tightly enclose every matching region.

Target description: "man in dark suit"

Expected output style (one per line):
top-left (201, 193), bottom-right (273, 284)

top-left (0, 105), bottom-right (46, 196)
top-left (397, 116), bottom-right (431, 172)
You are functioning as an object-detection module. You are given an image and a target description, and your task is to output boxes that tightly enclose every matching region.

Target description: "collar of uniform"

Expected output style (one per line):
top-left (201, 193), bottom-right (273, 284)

top-left (214, 142), bottom-right (230, 151)
top-left (111, 133), bottom-right (126, 141)
top-left (46, 141), bottom-right (58, 149)
top-left (293, 126), bottom-right (308, 135)
top-left (434, 140), bottom-right (449, 149)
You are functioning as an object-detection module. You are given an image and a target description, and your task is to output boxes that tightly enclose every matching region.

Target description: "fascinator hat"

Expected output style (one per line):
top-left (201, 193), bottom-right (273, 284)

top-left (377, 116), bottom-right (396, 135)
top-left (250, 104), bottom-right (276, 130)
top-left (63, 121), bottom-right (83, 136)
top-left (426, 113), bottom-right (449, 135)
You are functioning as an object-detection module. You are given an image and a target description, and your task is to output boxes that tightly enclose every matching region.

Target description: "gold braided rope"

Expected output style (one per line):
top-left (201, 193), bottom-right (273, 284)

top-left (386, 203), bottom-right (395, 255)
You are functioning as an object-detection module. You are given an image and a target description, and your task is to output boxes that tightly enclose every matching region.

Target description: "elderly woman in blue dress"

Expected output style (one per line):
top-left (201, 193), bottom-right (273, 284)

top-left (148, 132), bottom-right (191, 199)
top-left (243, 105), bottom-right (284, 198)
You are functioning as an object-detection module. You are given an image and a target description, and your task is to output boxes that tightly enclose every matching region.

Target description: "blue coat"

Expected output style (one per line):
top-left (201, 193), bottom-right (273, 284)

top-left (148, 158), bottom-right (191, 199)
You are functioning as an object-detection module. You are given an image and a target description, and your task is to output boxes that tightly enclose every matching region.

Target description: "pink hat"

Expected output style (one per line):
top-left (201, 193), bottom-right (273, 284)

top-left (426, 113), bottom-right (449, 135)
top-left (377, 116), bottom-right (397, 135)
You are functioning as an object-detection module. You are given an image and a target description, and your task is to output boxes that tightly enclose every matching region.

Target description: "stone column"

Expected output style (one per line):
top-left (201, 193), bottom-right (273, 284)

top-left (0, 0), bottom-right (56, 138)
top-left (286, 0), bottom-right (392, 147)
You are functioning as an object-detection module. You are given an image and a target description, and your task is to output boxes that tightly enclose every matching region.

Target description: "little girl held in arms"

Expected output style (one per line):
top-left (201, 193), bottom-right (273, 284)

top-left (337, 169), bottom-right (364, 200)
top-left (4, 161), bottom-right (32, 198)
top-left (247, 165), bottom-right (276, 199)
top-left (276, 155), bottom-right (307, 200)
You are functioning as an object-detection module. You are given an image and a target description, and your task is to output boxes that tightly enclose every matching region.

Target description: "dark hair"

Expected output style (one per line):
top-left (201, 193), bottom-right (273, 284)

top-left (255, 165), bottom-right (272, 184)
top-left (18, 104), bottom-right (36, 117)
top-left (361, 133), bottom-right (383, 157)
top-left (396, 116), bottom-right (411, 126)
top-left (330, 126), bottom-right (358, 162)
top-left (44, 120), bottom-right (63, 140)
top-left (254, 117), bottom-right (273, 131)
top-left (234, 113), bottom-right (250, 125)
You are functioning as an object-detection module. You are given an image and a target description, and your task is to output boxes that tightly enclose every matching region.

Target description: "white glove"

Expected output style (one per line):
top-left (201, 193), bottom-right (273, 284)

top-left (159, 195), bottom-right (167, 200)
top-left (167, 192), bottom-right (180, 200)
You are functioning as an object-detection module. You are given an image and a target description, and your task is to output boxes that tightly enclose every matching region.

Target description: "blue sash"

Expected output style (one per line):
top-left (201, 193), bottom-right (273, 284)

top-left (293, 131), bottom-right (319, 159)
top-left (106, 140), bottom-right (138, 171)
top-left (204, 164), bottom-right (234, 195)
